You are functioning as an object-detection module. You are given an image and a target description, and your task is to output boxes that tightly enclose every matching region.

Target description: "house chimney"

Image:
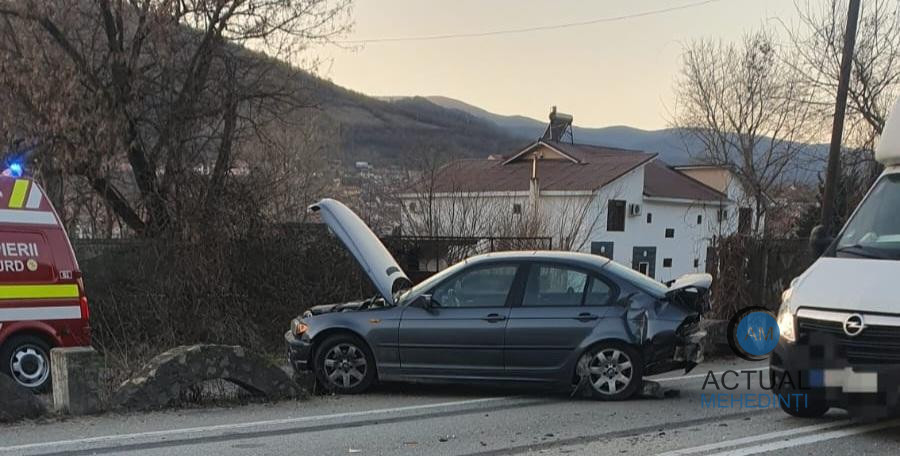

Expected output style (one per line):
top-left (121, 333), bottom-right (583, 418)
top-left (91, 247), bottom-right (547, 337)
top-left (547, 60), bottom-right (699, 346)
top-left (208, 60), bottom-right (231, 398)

top-left (529, 153), bottom-right (541, 211)
top-left (542, 106), bottom-right (574, 143)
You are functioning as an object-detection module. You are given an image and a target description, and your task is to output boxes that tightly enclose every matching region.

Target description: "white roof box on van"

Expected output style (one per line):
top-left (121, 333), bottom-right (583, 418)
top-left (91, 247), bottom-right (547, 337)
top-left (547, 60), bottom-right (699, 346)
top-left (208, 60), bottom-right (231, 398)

top-left (876, 98), bottom-right (900, 166)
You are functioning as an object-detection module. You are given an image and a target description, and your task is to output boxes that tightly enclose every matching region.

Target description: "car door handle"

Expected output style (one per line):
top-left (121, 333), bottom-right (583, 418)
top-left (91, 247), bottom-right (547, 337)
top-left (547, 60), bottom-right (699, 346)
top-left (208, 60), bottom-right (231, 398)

top-left (483, 313), bottom-right (506, 322)
top-left (575, 312), bottom-right (600, 321)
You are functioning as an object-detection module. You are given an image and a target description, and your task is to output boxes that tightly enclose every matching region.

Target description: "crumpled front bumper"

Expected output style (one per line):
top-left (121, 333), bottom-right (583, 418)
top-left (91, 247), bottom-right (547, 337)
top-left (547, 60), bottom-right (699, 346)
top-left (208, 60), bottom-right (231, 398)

top-left (643, 323), bottom-right (707, 376)
top-left (673, 329), bottom-right (707, 373)
top-left (285, 331), bottom-right (313, 372)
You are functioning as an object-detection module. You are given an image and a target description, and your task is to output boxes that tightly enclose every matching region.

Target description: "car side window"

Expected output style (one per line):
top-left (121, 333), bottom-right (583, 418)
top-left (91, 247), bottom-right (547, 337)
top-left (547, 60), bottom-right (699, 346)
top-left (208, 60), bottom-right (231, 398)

top-left (584, 277), bottom-right (615, 306)
top-left (430, 264), bottom-right (518, 308)
top-left (522, 264), bottom-right (589, 307)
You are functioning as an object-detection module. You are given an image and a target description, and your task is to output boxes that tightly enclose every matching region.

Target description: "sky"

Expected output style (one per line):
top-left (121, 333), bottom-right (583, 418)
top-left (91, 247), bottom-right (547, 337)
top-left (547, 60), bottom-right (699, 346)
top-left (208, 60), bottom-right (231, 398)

top-left (310, 0), bottom-right (799, 131)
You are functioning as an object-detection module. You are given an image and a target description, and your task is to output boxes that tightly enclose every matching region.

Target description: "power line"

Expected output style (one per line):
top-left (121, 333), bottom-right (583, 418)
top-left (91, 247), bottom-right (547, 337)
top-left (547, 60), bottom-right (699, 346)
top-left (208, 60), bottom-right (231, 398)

top-left (335, 0), bottom-right (723, 44)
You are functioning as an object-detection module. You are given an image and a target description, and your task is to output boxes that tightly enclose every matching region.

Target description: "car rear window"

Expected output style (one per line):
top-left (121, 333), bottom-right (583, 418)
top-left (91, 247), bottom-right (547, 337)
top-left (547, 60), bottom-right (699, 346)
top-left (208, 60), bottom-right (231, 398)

top-left (601, 260), bottom-right (668, 298)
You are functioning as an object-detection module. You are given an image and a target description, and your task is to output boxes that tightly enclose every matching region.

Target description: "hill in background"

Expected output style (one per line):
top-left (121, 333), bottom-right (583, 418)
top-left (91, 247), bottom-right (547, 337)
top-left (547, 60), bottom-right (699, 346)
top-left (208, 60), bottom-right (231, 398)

top-left (303, 78), bottom-right (526, 166)
top-left (424, 96), bottom-right (701, 165)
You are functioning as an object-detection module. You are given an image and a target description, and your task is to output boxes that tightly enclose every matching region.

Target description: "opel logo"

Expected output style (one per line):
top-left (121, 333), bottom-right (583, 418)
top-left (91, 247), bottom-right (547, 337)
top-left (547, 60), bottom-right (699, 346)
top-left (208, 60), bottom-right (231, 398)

top-left (843, 314), bottom-right (865, 337)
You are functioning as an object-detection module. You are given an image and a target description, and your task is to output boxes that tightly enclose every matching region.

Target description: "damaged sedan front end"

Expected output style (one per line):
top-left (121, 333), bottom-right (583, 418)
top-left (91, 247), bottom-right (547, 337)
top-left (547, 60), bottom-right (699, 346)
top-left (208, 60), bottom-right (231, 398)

top-left (287, 198), bottom-right (713, 400)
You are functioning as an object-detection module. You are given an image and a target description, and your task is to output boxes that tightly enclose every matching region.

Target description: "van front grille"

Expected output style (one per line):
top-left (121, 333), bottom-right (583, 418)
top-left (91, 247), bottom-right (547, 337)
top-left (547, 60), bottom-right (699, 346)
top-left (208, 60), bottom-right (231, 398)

top-left (797, 318), bottom-right (900, 365)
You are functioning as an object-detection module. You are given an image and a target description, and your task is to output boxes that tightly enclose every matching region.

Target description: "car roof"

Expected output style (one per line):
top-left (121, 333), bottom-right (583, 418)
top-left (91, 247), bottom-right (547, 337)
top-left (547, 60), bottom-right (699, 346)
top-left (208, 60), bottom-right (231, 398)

top-left (465, 250), bottom-right (611, 269)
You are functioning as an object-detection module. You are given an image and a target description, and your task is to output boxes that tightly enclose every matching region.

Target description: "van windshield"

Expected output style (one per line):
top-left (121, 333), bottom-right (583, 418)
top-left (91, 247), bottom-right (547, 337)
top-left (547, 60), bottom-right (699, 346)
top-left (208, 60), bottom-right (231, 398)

top-left (835, 173), bottom-right (900, 260)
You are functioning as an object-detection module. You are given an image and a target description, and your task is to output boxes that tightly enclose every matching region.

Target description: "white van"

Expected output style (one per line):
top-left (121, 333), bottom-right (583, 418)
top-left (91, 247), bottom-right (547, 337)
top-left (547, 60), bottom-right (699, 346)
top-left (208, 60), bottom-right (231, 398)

top-left (771, 99), bottom-right (900, 418)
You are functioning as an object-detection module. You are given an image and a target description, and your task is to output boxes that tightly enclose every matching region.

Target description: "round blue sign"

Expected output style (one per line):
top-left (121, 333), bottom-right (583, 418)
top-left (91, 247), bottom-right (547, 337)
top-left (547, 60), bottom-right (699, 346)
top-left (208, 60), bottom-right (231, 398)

top-left (735, 311), bottom-right (780, 357)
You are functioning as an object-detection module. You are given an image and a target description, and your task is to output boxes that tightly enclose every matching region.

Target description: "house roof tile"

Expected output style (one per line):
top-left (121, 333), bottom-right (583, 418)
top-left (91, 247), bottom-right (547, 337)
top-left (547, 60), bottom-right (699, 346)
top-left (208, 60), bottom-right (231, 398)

top-left (643, 160), bottom-right (728, 201)
top-left (426, 140), bottom-right (728, 202)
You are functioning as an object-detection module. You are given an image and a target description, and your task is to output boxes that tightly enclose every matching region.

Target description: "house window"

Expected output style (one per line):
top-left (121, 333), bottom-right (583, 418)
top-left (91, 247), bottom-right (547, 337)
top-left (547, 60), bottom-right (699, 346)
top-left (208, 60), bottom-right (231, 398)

top-left (591, 242), bottom-right (614, 259)
top-left (718, 208), bottom-right (728, 222)
top-left (665, 228), bottom-right (675, 238)
top-left (607, 200), bottom-right (626, 232)
top-left (663, 258), bottom-right (673, 268)
top-left (408, 201), bottom-right (417, 211)
top-left (513, 203), bottom-right (522, 215)
top-left (693, 258), bottom-right (700, 268)
top-left (646, 213), bottom-right (653, 224)
top-left (697, 214), bottom-right (703, 225)
top-left (738, 207), bottom-right (752, 234)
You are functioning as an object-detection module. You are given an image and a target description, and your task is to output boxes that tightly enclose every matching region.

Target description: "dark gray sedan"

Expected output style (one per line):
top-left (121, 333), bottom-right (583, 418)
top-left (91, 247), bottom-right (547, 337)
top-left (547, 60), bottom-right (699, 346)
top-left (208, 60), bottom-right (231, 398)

top-left (286, 199), bottom-right (711, 400)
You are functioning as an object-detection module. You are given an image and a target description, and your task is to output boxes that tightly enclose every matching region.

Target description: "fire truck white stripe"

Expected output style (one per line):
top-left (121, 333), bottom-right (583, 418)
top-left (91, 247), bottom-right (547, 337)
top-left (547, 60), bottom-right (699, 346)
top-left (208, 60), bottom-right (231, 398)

top-left (0, 306), bottom-right (81, 321)
top-left (0, 209), bottom-right (57, 225)
top-left (25, 184), bottom-right (42, 209)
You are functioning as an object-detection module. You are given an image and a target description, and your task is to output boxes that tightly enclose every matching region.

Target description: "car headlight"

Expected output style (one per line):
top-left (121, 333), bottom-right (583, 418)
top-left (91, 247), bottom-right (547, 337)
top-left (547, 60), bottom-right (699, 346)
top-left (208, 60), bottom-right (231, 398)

top-left (292, 318), bottom-right (309, 337)
top-left (777, 289), bottom-right (795, 343)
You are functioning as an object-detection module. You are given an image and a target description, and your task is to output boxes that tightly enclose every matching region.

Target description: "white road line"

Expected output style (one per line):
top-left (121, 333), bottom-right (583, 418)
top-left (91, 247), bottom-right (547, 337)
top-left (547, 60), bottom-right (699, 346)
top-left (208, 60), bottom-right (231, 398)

top-left (704, 418), bottom-right (900, 456)
top-left (653, 366), bottom-right (769, 383)
top-left (0, 396), bottom-right (511, 453)
top-left (654, 420), bottom-right (849, 456)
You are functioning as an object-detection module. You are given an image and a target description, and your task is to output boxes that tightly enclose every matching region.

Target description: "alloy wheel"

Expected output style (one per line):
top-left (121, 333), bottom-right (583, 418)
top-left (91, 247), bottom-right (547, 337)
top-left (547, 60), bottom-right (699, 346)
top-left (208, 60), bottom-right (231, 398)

top-left (10, 344), bottom-right (50, 389)
top-left (323, 343), bottom-right (368, 389)
top-left (588, 348), bottom-right (633, 395)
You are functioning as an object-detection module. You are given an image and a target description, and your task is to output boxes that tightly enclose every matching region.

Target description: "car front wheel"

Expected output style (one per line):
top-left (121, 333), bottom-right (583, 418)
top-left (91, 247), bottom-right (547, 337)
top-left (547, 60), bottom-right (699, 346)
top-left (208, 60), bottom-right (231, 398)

top-left (772, 370), bottom-right (829, 418)
top-left (314, 334), bottom-right (375, 394)
top-left (0, 335), bottom-right (53, 393)
top-left (578, 341), bottom-right (643, 401)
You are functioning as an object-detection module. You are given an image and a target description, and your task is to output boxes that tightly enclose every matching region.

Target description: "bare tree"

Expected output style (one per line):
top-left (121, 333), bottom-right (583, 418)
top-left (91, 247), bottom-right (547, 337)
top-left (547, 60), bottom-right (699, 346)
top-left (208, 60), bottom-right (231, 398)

top-left (399, 152), bottom-right (618, 257)
top-left (0, 0), bottom-right (351, 238)
top-left (791, 0), bottom-right (900, 148)
top-left (788, 0), bottom-right (900, 214)
top-left (673, 30), bottom-right (815, 235)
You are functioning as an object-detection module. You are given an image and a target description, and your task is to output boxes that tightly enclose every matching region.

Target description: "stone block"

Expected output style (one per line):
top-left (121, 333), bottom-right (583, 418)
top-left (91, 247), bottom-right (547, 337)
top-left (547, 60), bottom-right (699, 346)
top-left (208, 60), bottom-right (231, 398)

top-left (0, 373), bottom-right (46, 422)
top-left (113, 345), bottom-right (302, 411)
top-left (51, 347), bottom-right (103, 415)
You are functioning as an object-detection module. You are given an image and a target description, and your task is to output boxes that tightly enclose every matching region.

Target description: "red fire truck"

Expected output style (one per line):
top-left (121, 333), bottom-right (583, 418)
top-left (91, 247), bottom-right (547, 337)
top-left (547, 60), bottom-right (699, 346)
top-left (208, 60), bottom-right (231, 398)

top-left (0, 176), bottom-right (89, 392)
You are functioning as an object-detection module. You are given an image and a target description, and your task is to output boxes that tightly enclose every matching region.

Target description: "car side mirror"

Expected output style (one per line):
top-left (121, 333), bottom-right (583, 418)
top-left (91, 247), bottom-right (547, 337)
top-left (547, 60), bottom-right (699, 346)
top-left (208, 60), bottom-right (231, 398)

top-left (809, 225), bottom-right (833, 258)
top-left (411, 294), bottom-right (434, 309)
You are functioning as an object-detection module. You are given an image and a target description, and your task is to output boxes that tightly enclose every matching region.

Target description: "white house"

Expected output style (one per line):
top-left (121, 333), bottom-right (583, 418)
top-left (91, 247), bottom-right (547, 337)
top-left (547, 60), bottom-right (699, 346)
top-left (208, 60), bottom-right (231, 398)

top-left (400, 111), bottom-right (743, 283)
top-left (673, 164), bottom-right (762, 235)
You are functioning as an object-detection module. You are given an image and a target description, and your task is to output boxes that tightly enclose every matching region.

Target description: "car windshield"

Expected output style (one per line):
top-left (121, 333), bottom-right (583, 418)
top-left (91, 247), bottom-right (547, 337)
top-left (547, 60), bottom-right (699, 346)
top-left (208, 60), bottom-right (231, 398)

top-left (396, 258), bottom-right (471, 304)
top-left (601, 260), bottom-right (669, 298)
top-left (835, 173), bottom-right (900, 260)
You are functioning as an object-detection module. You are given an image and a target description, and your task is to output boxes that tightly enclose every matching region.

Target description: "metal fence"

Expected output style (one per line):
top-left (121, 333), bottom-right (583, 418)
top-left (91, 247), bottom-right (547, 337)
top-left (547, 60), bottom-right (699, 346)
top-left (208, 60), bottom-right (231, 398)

top-left (385, 235), bottom-right (553, 282)
top-left (706, 236), bottom-right (814, 318)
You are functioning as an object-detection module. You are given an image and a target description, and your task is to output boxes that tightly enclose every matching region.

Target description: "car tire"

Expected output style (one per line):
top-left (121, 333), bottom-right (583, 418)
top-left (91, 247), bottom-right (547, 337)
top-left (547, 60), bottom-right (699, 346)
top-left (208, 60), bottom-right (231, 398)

top-left (0, 334), bottom-right (53, 393)
top-left (578, 341), bottom-right (643, 401)
top-left (313, 334), bottom-right (376, 394)
top-left (772, 371), bottom-right (829, 418)
top-left (778, 398), bottom-right (828, 418)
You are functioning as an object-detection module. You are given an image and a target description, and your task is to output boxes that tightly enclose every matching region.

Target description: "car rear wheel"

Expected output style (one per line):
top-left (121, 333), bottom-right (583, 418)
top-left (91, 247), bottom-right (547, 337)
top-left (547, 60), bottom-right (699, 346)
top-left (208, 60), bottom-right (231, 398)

top-left (0, 335), bottom-right (52, 393)
top-left (314, 334), bottom-right (375, 394)
top-left (578, 341), bottom-right (643, 401)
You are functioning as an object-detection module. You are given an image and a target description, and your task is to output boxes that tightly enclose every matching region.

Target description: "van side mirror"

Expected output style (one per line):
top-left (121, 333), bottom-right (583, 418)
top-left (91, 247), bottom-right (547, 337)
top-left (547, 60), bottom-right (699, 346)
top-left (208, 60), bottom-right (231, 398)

top-left (809, 225), bottom-right (833, 258)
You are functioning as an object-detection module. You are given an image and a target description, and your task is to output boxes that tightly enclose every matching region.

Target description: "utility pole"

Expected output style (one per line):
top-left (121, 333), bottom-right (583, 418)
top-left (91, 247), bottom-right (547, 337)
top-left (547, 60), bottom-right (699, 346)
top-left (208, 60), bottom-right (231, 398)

top-left (820, 0), bottom-right (861, 234)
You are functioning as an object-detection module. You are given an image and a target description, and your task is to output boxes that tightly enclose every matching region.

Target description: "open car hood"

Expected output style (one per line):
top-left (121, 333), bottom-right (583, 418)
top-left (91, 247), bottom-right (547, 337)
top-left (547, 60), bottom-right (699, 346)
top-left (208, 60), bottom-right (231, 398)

top-left (309, 198), bottom-right (410, 306)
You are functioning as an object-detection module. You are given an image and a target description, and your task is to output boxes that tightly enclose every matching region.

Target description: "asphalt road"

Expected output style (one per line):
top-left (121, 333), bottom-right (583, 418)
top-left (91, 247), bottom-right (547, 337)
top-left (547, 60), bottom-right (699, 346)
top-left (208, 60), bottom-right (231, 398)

top-left (1, 358), bottom-right (898, 456)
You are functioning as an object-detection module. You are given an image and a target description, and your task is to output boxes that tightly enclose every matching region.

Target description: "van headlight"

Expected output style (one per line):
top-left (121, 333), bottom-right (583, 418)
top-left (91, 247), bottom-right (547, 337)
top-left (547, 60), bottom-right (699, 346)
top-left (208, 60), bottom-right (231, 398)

top-left (777, 289), bottom-right (796, 343)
